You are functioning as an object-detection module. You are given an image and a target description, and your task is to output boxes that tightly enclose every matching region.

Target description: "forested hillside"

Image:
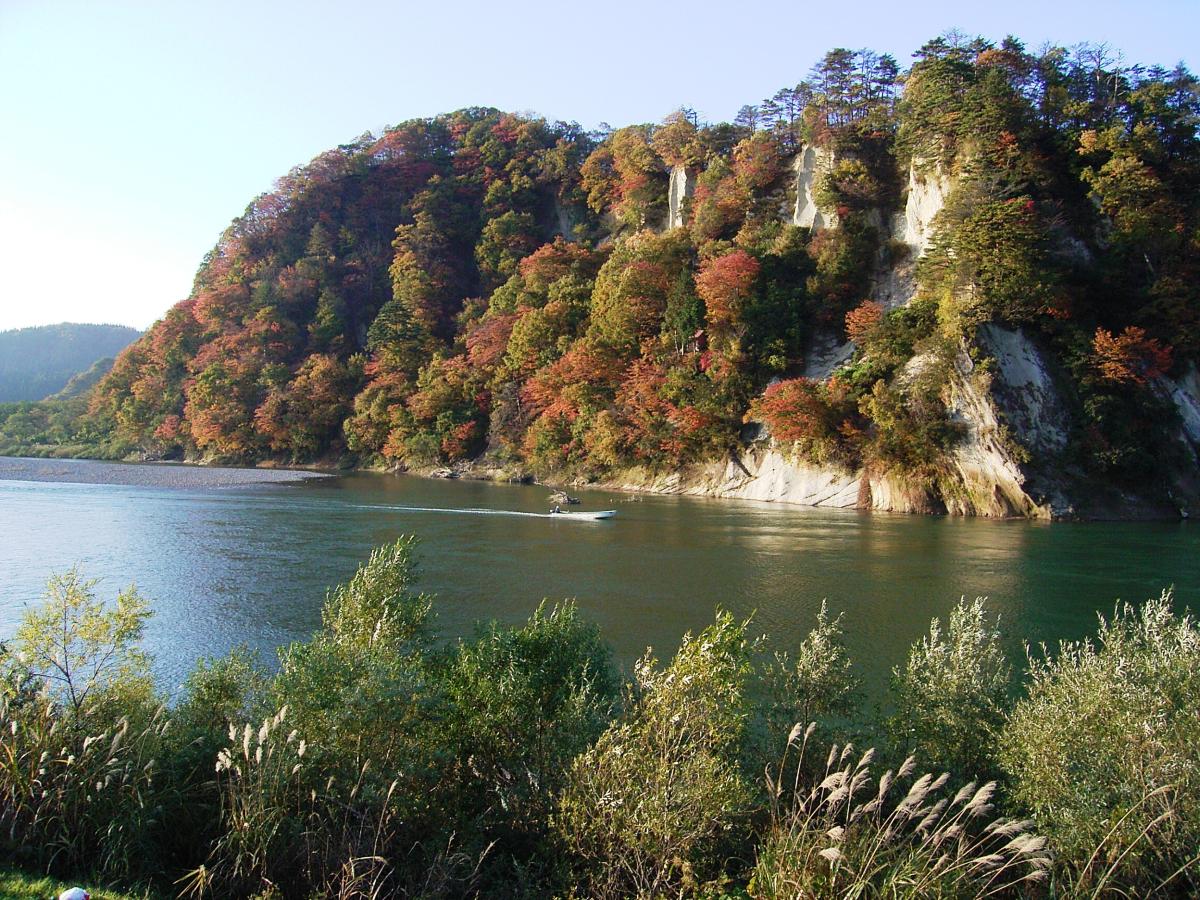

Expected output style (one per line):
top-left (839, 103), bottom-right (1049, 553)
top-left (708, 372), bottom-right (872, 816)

top-left (0, 323), bottom-right (139, 401)
top-left (12, 34), bottom-right (1200, 515)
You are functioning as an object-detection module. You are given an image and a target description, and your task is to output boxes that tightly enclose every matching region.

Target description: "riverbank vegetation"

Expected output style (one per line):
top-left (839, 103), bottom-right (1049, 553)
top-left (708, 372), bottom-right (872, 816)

top-left (1, 33), bottom-right (1197, 512)
top-left (2, 538), bottom-right (1197, 897)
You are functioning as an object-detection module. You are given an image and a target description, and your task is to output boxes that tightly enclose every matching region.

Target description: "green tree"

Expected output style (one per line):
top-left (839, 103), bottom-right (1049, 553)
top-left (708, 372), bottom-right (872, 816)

top-left (13, 569), bottom-right (152, 715)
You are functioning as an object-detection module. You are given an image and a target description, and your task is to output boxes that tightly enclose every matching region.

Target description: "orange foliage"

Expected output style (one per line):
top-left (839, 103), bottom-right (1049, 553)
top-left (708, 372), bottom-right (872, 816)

top-left (749, 376), bottom-right (859, 465)
top-left (696, 250), bottom-right (760, 331)
top-left (466, 313), bottom-right (518, 369)
top-left (732, 134), bottom-right (784, 191)
top-left (517, 239), bottom-right (600, 291)
top-left (520, 343), bottom-right (621, 419)
top-left (1092, 326), bottom-right (1173, 385)
top-left (845, 300), bottom-right (884, 344)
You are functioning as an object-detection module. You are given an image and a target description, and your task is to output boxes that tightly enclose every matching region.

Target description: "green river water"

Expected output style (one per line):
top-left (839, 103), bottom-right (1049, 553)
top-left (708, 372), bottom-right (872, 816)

top-left (0, 457), bottom-right (1195, 694)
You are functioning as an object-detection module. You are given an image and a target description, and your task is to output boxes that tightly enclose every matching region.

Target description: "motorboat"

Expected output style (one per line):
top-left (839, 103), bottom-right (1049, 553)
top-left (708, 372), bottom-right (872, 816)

top-left (548, 508), bottom-right (616, 520)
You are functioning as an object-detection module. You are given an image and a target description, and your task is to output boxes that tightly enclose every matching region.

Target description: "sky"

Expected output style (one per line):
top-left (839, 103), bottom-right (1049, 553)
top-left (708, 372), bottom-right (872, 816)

top-left (1, 0), bottom-right (1197, 333)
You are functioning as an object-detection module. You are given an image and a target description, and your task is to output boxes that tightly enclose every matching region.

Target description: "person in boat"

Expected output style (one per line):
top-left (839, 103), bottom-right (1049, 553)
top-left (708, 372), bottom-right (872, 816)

top-left (551, 504), bottom-right (561, 514)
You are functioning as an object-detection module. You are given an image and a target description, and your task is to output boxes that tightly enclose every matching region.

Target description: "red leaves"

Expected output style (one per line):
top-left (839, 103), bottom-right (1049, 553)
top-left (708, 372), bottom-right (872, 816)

top-left (751, 378), bottom-right (834, 444)
top-left (521, 343), bottom-right (620, 418)
top-left (517, 239), bottom-right (601, 291)
top-left (732, 134), bottom-right (784, 191)
top-left (465, 313), bottom-right (518, 369)
top-left (1092, 326), bottom-right (1173, 385)
top-left (845, 301), bottom-right (884, 344)
top-left (748, 377), bottom-right (861, 465)
top-left (696, 250), bottom-right (760, 331)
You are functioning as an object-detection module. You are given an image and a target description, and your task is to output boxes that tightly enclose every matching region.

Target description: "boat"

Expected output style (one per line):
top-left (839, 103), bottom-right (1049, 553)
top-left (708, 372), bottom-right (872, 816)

top-left (548, 509), bottom-right (616, 520)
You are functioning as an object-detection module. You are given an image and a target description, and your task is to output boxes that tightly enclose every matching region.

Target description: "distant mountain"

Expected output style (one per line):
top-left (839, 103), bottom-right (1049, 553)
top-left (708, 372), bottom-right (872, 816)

top-left (0, 323), bottom-right (141, 402)
top-left (50, 356), bottom-right (120, 400)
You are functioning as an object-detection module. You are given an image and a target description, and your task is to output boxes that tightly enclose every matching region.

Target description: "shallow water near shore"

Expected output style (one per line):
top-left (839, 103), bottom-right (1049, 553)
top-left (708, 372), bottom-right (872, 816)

top-left (0, 456), bottom-right (1196, 695)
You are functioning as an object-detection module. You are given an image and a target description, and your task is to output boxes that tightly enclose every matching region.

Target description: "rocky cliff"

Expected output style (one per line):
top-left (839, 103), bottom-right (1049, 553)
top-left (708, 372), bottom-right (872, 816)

top-left (52, 53), bottom-right (1198, 520)
top-left (792, 145), bottom-right (838, 230)
top-left (608, 157), bottom-right (1193, 519)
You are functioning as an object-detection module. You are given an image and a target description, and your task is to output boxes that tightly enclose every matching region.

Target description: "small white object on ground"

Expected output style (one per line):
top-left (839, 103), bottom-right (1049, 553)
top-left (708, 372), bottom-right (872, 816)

top-left (58, 889), bottom-right (90, 900)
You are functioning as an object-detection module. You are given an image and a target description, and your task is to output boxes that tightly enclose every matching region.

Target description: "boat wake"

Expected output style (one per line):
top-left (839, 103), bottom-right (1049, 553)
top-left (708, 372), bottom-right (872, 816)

top-left (350, 504), bottom-right (614, 521)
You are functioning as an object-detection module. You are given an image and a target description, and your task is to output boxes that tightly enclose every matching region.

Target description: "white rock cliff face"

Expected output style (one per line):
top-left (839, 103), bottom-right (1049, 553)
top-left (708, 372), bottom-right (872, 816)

top-left (666, 165), bottom-right (694, 230)
top-left (895, 160), bottom-right (952, 255)
top-left (792, 145), bottom-right (837, 230)
top-left (1166, 364), bottom-right (1200, 456)
top-left (976, 324), bottom-right (1068, 455)
top-left (614, 328), bottom-right (1070, 518)
top-left (613, 451), bottom-right (933, 513)
top-left (941, 339), bottom-right (1057, 518)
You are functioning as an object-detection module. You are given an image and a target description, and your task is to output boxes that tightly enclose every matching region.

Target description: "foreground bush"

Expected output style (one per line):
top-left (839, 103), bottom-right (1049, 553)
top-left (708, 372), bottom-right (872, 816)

top-left (442, 602), bottom-right (620, 877)
top-left (1, 541), bottom-right (1196, 898)
top-left (0, 572), bottom-right (179, 880)
top-left (1000, 590), bottom-right (1200, 895)
top-left (889, 598), bottom-right (1012, 779)
top-left (556, 611), bottom-right (756, 898)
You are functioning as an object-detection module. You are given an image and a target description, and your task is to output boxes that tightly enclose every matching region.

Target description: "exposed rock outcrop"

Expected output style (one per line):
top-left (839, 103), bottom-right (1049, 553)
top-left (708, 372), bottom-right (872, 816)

top-left (976, 324), bottom-right (1068, 455)
top-left (553, 198), bottom-right (581, 239)
top-left (611, 451), bottom-right (938, 513)
top-left (612, 327), bottom-right (1078, 518)
top-left (666, 165), bottom-right (695, 230)
top-left (1166, 364), bottom-right (1200, 457)
top-left (895, 159), bottom-right (952, 255)
top-left (941, 340), bottom-right (1057, 518)
top-left (792, 145), bottom-right (838, 230)
top-left (802, 331), bottom-right (855, 380)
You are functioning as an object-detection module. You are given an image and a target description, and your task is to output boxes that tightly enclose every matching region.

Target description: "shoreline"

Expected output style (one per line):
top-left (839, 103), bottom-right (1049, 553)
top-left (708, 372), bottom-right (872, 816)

top-left (2, 449), bottom-right (1188, 523)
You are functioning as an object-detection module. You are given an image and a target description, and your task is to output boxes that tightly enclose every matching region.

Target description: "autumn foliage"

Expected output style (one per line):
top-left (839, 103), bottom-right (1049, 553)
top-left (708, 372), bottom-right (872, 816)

top-left (750, 377), bottom-right (861, 466)
top-left (844, 300), bottom-right (884, 344)
top-left (41, 38), bottom-right (1193, 496)
top-left (696, 251), bottom-right (760, 334)
top-left (1092, 327), bottom-right (1173, 385)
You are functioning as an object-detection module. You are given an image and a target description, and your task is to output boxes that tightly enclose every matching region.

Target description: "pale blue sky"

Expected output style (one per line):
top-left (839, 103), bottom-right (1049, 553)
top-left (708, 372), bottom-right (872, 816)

top-left (1, 0), bottom-right (1196, 332)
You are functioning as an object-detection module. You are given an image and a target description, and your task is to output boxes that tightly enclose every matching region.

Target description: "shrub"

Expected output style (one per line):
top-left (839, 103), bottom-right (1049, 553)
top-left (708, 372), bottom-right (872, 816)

top-left (443, 602), bottom-right (620, 874)
top-left (889, 598), bottom-right (1012, 779)
top-left (194, 537), bottom-right (449, 896)
top-left (750, 377), bottom-right (861, 467)
top-left (555, 611), bottom-right (757, 898)
top-left (759, 601), bottom-right (861, 749)
top-left (1091, 325), bottom-right (1173, 386)
top-left (844, 300), bottom-right (884, 345)
top-left (1000, 590), bottom-right (1200, 894)
top-left (858, 350), bottom-right (963, 478)
top-left (173, 646), bottom-right (268, 735)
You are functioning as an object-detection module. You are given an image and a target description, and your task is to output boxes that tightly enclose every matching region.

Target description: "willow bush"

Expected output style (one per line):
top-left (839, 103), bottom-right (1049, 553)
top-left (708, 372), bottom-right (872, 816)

top-left (555, 612), bottom-right (757, 898)
top-left (1000, 590), bottom-right (1200, 895)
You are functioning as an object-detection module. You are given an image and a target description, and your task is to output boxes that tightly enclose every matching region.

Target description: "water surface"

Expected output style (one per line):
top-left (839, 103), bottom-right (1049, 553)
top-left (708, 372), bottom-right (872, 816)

top-left (0, 457), bottom-right (1195, 695)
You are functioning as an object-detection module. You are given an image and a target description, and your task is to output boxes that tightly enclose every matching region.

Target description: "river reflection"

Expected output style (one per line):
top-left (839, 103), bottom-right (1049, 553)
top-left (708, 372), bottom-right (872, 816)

top-left (0, 458), bottom-right (1195, 696)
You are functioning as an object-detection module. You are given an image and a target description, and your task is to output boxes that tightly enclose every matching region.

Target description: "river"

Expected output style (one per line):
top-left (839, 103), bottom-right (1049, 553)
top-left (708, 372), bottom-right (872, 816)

top-left (0, 457), bottom-right (1196, 695)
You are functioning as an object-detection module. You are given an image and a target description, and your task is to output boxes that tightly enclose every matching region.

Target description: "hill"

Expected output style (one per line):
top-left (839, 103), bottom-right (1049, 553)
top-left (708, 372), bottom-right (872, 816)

top-left (0, 323), bottom-right (140, 401)
top-left (9, 35), bottom-right (1200, 517)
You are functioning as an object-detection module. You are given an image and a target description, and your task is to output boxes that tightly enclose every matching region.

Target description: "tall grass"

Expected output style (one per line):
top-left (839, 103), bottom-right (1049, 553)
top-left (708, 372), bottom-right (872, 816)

top-left (752, 723), bottom-right (1049, 898)
top-left (0, 692), bottom-right (172, 879)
